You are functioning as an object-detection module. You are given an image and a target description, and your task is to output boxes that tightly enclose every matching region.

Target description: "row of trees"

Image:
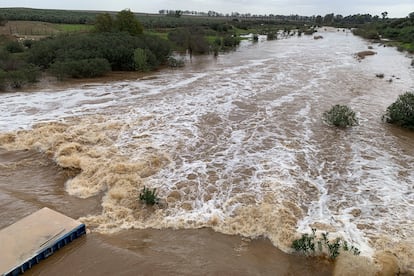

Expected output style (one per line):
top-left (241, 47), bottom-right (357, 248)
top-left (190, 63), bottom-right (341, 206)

top-left (0, 7), bottom-right (398, 30)
top-left (0, 8), bottom-right (96, 24)
top-left (157, 8), bottom-right (395, 25)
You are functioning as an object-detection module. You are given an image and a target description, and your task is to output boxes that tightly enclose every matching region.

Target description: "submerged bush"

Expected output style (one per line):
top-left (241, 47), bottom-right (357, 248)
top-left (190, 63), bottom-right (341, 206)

top-left (222, 35), bottom-right (241, 49)
top-left (167, 56), bottom-right (185, 68)
top-left (383, 92), bottom-right (414, 129)
top-left (322, 104), bottom-right (358, 127)
top-left (292, 228), bottom-right (360, 260)
top-left (267, 32), bottom-right (277, 40)
top-left (139, 186), bottom-right (159, 205)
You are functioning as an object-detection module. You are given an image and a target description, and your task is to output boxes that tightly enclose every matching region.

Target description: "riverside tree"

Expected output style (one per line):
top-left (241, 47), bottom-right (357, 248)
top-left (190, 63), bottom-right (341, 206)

top-left (94, 9), bottom-right (143, 36)
top-left (94, 13), bottom-right (114, 33)
top-left (116, 9), bottom-right (143, 35)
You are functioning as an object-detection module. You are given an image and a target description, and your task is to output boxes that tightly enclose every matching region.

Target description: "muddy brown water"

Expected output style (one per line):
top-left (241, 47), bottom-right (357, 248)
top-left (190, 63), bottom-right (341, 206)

top-left (1, 28), bottom-right (413, 274)
top-left (0, 149), bottom-right (332, 275)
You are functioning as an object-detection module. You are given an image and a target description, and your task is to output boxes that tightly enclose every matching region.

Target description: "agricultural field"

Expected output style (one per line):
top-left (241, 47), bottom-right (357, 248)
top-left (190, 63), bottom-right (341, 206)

top-left (0, 20), bottom-right (93, 39)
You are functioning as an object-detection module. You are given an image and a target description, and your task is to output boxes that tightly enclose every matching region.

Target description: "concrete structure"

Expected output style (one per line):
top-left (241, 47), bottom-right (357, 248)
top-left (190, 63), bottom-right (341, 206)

top-left (0, 207), bottom-right (86, 276)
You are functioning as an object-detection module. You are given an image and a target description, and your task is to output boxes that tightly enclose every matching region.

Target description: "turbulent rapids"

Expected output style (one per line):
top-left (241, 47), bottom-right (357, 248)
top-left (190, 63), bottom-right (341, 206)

top-left (1, 28), bottom-right (413, 273)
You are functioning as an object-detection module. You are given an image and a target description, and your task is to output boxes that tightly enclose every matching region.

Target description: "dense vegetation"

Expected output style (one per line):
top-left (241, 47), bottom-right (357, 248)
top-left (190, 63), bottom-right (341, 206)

top-left (0, 38), bottom-right (40, 90)
top-left (29, 31), bottom-right (170, 76)
top-left (0, 9), bottom-right (172, 89)
top-left (383, 92), bottom-right (414, 129)
top-left (352, 12), bottom-right (414, 53)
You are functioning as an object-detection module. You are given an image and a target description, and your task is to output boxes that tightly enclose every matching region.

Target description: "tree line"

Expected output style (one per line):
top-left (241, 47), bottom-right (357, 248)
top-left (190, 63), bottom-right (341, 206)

top-left (0, 8), bottom-right (96, 24)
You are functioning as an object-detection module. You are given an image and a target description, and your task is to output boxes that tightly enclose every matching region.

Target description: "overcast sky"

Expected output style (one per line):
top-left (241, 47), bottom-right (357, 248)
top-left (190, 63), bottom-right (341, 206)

top-left (1, 0), bottom-right (413, 18)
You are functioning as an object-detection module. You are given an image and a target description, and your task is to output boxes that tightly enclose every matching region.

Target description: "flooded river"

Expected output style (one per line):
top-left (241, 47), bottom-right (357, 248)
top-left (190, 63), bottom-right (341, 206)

top-left (1, 28), bottom-right (413, 274)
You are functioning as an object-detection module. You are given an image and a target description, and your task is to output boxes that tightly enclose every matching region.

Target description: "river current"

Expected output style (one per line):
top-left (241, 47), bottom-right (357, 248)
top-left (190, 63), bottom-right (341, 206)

top-left (1, 28), bottom-right (413, 274)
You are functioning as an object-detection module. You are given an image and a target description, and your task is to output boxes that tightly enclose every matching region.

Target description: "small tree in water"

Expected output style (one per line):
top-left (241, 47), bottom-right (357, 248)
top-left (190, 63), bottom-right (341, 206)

top-left (322, 105), bottom-right (358, 127)
top-left (383, 92), bottom-right (414, 129)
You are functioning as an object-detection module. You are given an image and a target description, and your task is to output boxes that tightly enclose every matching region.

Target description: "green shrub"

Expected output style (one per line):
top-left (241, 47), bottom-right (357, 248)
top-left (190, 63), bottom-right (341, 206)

top-left (0, 65), bottom-right (39, 90)
top-left (214, 37), bottom-right (222, 46)
top-left (0, 69), bottom-right (7, 90)
top-left (139, 186), bottom-right (159, 205)
top-left (352, 28), bottom-right (380, 39)
top-left (267, 32), bottom-right (277, 40)
top-left (133, 48), bottom-right (157, 71)
top-left (292, 228), bottom-right (360, 260)
top-left (22, 64), bottom-right (40, 83)
top-left (133, 48), bottom-right (148, 71)
top-left (5, 41), bottom-right (24, 53)
top-left (22, 39), bottom-right (33, 49)
top-left (322, 104), bottom-right (358, 127)
top-left (8, 70), bottom-right (26, 88)
top-left (222, 35), bottom-right (240, 48)
top-left (50, 58), bottom-right (111, 79)
top-left (383, 92), bottom-right (414, 129)
top-left (167, 56), bottom-right (185, 68)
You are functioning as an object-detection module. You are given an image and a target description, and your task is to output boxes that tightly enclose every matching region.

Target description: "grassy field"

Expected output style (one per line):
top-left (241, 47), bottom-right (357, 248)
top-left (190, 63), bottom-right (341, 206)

top-left (145, 30), bottom-right (169, 40)
top-left (54, 24), bottom-right (94, 32)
